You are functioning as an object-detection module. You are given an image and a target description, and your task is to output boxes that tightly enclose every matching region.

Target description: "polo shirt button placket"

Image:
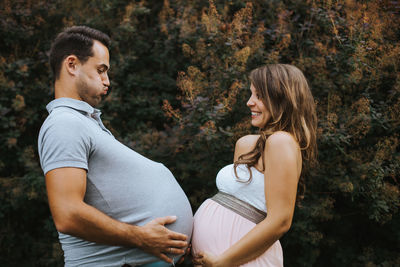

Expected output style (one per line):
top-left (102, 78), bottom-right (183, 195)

top-left (90, 112), bottom-right (112, 136)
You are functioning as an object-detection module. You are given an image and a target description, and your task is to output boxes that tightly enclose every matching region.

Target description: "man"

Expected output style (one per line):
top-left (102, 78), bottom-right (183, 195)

top-left (38, 26), bottom-right (193, 267)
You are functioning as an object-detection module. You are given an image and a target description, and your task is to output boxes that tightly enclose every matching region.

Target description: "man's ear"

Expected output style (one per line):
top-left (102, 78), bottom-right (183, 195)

top-left (64, 55), bottom-right (80, 76)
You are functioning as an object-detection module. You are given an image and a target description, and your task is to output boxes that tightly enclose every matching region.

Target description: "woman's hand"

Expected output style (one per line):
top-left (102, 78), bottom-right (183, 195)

top-left (193, 251), bottom-right (226, 267)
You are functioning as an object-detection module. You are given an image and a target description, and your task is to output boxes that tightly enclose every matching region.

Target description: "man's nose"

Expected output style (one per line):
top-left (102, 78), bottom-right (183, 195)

top-left (103, 74), bottom-right (110, 87)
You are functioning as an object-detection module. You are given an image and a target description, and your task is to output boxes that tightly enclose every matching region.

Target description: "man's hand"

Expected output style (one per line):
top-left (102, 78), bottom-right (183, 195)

top-left (137, 216), bottom-right (188, 263)
top-left (177, 244), bottom-right (191, 266)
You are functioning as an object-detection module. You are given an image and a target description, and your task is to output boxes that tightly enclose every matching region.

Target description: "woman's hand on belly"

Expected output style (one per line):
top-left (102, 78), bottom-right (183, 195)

top-left (193, 251), bottom-right (225, 267)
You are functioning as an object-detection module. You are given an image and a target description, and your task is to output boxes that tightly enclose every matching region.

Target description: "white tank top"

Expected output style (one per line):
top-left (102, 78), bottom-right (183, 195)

top-left (216, 164), bottom-right (266, 211)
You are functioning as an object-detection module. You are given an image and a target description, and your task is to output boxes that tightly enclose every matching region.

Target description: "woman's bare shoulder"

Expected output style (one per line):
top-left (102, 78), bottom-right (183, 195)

top-left (265, 131), bottom-right (299, 148)
top-left (234, 135), bottom-right (260, 161)
top-left (264, 131), bottom-right (302, 177)
top-left (236, 134), bottom-right (260, 149)
top-left (264, 131), bottom-right (301, 165)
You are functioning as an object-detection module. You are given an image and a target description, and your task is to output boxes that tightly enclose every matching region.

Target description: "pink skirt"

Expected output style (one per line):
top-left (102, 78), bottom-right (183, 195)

top-left (192, 199), bottom-right (283, 267)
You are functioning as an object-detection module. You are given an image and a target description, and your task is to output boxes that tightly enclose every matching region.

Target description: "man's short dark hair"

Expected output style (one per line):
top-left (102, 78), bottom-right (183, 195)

top-left (49, 26), bottom-right (111, 80)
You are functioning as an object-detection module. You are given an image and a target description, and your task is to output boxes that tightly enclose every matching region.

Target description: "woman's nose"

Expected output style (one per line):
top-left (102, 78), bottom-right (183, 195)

top-left (247, 97), bottom-right (254, 107)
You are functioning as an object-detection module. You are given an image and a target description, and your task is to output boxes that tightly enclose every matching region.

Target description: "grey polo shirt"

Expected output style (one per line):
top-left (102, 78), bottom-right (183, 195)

top-left (38, 98), bottom-right (193, 267)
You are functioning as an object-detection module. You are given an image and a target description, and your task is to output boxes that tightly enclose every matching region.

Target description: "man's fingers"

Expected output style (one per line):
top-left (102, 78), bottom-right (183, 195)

top-left (177, 245), bottom-right (191, 264)
top-left (177, 255), bottom-right (185, 264)
top-left (150, 216), bottom-right (188, 241)
top-left (158, 253), bottom-right (173, 264)
top-left (168, 239), bottom-right (188, 248)
top-left (166, 247), bottom-right (185, 255)
top-left (155, 215), bottom-right (177, 225)
top-left (167, 230), bottom-right (188, 241)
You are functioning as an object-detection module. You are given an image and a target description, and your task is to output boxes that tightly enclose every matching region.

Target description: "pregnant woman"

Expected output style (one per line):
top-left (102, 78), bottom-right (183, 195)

top-left (192, 64), bottom-right (317, 266)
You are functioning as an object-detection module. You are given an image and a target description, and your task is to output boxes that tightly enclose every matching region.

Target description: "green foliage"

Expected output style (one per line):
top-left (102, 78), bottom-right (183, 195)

top-left (0, 0), bottom-right (399, 266)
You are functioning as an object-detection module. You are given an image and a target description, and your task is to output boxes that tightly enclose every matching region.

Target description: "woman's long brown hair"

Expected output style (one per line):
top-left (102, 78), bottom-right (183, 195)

top-left (234, 64), bottom-right (317, 201)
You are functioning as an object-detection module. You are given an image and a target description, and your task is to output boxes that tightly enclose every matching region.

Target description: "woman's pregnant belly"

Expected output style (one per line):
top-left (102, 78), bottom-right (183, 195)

top-left (192, 199), bottom-right (283, 266)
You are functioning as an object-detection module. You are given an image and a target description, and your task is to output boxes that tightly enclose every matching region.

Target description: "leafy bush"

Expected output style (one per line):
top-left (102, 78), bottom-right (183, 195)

top-left (0, 0), bottom-right (398, 266)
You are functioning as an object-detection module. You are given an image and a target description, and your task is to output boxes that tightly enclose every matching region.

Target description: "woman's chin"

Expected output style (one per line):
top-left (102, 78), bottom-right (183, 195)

top-left (251, 121), bottom-right (262, 128)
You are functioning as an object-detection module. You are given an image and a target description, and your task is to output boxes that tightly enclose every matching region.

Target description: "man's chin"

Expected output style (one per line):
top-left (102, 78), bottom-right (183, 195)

top-left (86, 92), bottom-right (110, 107)
top-left (101, 93), bottom-right (108, 102)
top-left (85, 97), bottom-right (102, 108)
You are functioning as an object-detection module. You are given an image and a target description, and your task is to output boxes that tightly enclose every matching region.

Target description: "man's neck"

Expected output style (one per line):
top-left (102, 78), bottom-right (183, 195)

top-left (54, 80), bottom-right (80, 101)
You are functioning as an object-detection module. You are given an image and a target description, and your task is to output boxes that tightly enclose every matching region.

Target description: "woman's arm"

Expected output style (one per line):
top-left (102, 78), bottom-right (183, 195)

top-left (195, 132), bottom-right (301, 267)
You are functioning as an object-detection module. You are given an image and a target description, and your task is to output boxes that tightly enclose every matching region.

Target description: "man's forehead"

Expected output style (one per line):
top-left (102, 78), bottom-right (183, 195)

top-left (92, 41), bottom-right (109, 57)
top-left (88, 56), bottom-right (109, 68)
top-left (91, 41), bottom-right (110, 67)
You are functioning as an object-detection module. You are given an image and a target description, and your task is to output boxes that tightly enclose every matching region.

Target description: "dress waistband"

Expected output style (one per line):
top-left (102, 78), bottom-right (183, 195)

top-left (211, 191), bottom-right (266, 224)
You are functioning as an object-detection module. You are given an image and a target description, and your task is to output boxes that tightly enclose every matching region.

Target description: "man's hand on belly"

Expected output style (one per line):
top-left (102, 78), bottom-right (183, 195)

top-left (136, 216), bottom-right (188, 264)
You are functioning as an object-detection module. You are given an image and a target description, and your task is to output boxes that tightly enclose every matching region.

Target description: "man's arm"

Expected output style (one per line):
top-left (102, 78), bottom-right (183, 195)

top-left (46, 167), bottom-right (188, 263)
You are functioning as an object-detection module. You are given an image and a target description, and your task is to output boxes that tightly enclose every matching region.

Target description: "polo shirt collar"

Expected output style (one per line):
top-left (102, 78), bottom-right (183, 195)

top-left (46, 97), bottom-right (100, 115)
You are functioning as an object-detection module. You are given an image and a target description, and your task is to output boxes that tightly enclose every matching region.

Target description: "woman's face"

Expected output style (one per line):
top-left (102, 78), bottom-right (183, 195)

top-left (247, 83), bottom-right (271, 128)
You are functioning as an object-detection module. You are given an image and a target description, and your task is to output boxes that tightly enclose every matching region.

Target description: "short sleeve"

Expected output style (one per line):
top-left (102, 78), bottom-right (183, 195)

top-left (38, 111), bottom-right (93, 175)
